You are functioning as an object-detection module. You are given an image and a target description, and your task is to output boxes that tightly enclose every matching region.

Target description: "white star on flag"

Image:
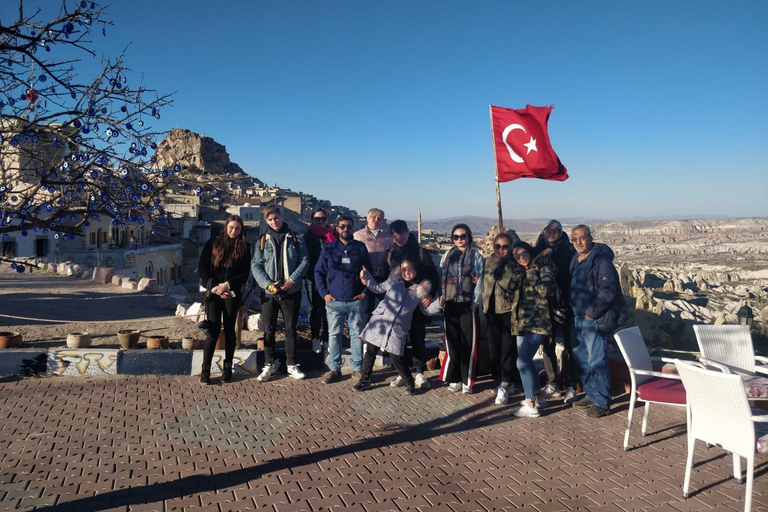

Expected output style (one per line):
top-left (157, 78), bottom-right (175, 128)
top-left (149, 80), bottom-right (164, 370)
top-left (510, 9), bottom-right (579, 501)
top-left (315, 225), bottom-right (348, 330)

top-left (524, 136), bottom-right (537, 155)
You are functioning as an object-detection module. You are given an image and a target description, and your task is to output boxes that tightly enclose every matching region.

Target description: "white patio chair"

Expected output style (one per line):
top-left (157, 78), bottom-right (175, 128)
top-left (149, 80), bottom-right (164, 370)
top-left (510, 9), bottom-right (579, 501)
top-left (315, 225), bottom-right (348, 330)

top-left (676, 359), bottom-right (768, 512)
top-left (693, 324), bottom-right (768, 376)
top-left (614, 327), bottom-right (687, 451)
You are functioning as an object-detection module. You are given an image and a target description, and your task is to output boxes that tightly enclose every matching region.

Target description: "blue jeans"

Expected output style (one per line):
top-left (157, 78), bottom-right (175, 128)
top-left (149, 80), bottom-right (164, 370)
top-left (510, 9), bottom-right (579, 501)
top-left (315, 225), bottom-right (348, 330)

top-left (571, 315), bottom-right (611, 409)
top-left (516, 332), bottom-right (543, 400)
top-left (325, 299), bottom-right (365, 372)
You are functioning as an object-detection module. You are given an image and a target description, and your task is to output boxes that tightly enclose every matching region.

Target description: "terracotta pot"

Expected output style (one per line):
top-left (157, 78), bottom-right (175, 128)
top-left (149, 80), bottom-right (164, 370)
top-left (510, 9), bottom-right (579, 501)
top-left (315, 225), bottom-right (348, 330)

top-left (181, 337), bottom-right (198, 350)
top-left (66, 332), bottom-right (91, 349)
top-left (146, 336), bottom-right (169, 350)
top-left (117, 329), bottom-right (140, 349)
top-left (0, 331), bottom-right (22, 349)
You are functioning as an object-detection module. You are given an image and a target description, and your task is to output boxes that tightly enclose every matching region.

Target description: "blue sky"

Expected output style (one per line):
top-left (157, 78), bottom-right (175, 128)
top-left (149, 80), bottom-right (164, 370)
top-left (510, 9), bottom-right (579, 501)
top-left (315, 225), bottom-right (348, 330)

top-left (10, 1), bottom-right (768, 221)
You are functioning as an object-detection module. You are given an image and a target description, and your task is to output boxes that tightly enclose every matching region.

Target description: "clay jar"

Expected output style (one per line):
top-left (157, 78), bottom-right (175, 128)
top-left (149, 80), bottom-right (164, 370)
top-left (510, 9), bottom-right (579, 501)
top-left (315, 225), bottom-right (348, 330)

top-left (146, 335), bottom-right (169, 350)
top-left (117, 329), bottom-right (140, 349)
top-left (66, 332), bottom-right (91, 349)
top-left (181, 337), bottom-right (198, 350)
top-left (0, 331), bottom-right (22, 349)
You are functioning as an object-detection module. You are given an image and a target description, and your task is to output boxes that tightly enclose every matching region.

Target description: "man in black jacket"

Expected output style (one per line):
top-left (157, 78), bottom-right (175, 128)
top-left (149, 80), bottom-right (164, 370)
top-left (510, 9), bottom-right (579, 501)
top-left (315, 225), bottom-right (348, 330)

top-left (374, 220), bottom-right (440, 389)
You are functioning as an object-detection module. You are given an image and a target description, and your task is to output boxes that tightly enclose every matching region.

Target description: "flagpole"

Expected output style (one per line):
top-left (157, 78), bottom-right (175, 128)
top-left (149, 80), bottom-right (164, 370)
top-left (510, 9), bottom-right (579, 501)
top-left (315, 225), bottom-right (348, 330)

top-left (489, 105), bottom-right (504, 233)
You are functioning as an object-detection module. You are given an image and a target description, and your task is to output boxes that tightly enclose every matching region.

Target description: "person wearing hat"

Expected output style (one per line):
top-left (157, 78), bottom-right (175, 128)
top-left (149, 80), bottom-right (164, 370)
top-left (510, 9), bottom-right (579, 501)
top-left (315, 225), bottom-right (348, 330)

top-left (374, 220), bottom-right (440, 389)
top-left (497, 240), bottom-right (556, 417)
top-left (532, 219), bottom-right (578, 403)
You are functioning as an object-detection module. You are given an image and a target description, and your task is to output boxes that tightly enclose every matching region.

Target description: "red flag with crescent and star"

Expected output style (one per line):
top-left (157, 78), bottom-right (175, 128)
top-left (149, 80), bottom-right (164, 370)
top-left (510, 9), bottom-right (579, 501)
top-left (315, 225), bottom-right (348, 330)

top-left (490, 104), bottom-right (568, 182)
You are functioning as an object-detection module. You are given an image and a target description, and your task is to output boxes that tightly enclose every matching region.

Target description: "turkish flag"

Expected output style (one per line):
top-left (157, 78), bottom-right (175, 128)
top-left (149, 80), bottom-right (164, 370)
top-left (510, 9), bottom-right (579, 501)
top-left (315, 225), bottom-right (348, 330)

top-left (490, 104), bottom-right (568, 182)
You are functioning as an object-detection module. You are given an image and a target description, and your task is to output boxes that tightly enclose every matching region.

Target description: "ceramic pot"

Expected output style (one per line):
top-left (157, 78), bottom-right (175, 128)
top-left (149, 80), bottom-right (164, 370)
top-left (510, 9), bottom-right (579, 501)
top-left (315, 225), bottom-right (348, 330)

top-left (181, 337), bottom-right (198, 350)
top-left (0, 331), bottom-right (22, 349)
top-left (117, 329), bottom-right (140, 349)
top-left (66, 332), bottom-right (91, 349)
top-left (146, 335), bottom-right (169, 350)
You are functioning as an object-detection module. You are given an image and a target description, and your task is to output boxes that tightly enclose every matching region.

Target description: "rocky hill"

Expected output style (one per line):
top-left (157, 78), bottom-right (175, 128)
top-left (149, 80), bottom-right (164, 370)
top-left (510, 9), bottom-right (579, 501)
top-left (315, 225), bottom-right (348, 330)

top-left (155, 128), bottom-right (248, 176)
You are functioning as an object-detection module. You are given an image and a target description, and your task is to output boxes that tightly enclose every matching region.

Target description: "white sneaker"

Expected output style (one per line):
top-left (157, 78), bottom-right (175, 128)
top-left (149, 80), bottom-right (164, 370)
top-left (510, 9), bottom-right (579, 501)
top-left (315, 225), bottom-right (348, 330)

top-left (462, 384), bottom-right (473, 394)
top-left (513, 401), bottom-right (540, 418)
top-left (489, 385), bottom-right (500, 396)
top-left (447, 382), bottom-right (462, 393)
top-left (414, 373), bottom-right (430, 389)
top-left (390, 376), bottom-right (405, 388)
top-left (257, 364), bottom-right (277, 382)
top-left (564, 387), bottom-right (577, 404)
top-left (311, 338), bottom-right (322, 354)
top-left (542, 383), bottom-right (561, 397)
top-left (287, 364), bottom-right (305, 380)
top-left (495, 387), bottom-right (509, 405)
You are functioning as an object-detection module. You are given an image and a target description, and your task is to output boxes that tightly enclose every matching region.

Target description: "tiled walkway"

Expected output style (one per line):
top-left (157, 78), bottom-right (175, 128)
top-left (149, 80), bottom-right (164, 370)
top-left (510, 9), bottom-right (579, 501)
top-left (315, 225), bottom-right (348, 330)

top-left (1, 370), bottom-right (767, 511)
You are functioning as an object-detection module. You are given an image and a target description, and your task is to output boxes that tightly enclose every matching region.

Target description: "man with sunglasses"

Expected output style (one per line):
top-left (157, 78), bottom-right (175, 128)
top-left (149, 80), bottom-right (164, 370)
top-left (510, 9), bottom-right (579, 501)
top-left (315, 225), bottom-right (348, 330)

top-left (569, 224), bottom-right (627, 418)
top-left (315, 215), bottom-right (372, 384)
top-left (374, 220), bottom-right (440, 389)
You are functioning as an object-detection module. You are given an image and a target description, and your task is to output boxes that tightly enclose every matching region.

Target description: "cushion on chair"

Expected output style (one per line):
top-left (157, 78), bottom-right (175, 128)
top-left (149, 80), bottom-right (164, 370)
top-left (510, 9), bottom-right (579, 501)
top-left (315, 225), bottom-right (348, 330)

top-left (755, 420), bottom-right (768, 454)
top-left (636, 377), bottom-right (687, 404)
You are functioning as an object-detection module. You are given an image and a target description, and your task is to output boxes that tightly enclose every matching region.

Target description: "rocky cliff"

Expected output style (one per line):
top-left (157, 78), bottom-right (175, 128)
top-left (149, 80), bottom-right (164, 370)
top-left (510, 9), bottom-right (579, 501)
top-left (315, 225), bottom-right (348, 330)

top-left (155, 128), bottom-right (247, 175)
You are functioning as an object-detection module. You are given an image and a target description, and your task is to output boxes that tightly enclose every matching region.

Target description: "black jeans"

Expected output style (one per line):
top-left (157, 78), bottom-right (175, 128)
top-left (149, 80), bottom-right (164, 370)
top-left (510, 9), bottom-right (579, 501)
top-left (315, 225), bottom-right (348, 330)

top-left (486, 310), bottom-right (520, 386)
top-left (403, 308), bottom-right (428, 374)
top-left (442, 301), bottom-right (478, 386)
top-left (261, 292), bottom-right (301, 366)
top-left (360, 342), bottom-right (413, 385)
top-left (541, 316), bottom-right (577, 389)
top-left (203, 294), bottom-right (240, 367)
top-left (309, 284), bottom-right (328, 341)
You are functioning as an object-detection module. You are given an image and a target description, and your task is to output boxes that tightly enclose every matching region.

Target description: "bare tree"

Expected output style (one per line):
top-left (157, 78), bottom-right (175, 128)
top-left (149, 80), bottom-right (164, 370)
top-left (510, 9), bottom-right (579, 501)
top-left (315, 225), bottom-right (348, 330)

top-left (0, 0), bottom-right (180, 257)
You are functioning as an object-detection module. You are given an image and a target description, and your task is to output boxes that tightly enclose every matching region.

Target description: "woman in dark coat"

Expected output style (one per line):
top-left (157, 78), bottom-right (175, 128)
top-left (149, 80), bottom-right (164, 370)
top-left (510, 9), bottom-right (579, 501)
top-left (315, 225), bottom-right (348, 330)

top-left (198, 215), bottom-right (251, 384)
top-left (304, 207), bottom-right (335, 353)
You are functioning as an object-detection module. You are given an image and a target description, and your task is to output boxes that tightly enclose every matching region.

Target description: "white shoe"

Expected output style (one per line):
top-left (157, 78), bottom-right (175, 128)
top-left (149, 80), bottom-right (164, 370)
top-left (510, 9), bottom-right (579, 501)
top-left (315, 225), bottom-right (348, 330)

top-left (257, 364), bottom-right (277, 382)
top-left (513, 401), bottom-right (540, 418)
top-left (311, 338), bottom-right (322, 354)
top-left (489, 385), bottom-right (500, 396)
top-left (495, 387), bottom-right (509, 405)
top-left (287, 364), bottom-right (305, 380)
top-left (563, 387), bottom-right (576, 404)
top-left (447, 382), bottom-right (462, 393)
top-left (414, 373), bottom-right (430, 389)
top-left (462, 384), bottom-right (473, 394)
top-left (542, 383), bottom-right (561, 397)
top-left (390, 376), bottom-right (405, 388)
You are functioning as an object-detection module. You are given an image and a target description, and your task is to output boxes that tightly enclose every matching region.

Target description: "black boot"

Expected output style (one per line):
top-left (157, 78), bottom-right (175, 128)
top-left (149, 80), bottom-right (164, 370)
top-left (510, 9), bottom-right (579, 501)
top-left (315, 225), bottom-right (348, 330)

top-left (221, 361), bottom-right (233, 383)
top-left (200, 364), bottom-right (211, 385)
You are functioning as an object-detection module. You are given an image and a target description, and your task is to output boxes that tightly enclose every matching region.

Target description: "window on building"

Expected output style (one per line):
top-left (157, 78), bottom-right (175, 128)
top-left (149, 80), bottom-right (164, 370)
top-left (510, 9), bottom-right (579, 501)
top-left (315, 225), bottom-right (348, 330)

top-left (35, 238), bottom-right (49, 258)
top-left (2, 241), bottom-right (17, 258)
top-left (90, 232), bottom-right (96, 245)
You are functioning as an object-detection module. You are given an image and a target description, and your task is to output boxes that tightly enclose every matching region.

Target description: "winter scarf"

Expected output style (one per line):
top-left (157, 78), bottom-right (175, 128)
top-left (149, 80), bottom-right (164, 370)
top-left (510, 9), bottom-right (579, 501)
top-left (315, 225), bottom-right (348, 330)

top-left (309, 222), bottom-right (336, 244)
top-left (441, 247), bottom-right (476, 303)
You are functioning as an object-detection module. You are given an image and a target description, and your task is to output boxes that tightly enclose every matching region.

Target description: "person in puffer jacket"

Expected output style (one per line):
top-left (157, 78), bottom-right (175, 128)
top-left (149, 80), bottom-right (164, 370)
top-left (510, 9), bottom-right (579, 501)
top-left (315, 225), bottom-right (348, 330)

top-left (568, 224), bottom-right (628, 419)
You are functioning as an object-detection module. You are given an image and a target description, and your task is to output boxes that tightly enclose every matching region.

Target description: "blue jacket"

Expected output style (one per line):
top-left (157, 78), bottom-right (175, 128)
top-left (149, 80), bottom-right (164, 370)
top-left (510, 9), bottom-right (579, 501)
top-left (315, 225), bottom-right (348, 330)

top-left (314, 239), bottom-right (372, 302)
top-left (569, 243), bottom-right (628, 335)
top-left (251, 229), bottom-right (309, 297)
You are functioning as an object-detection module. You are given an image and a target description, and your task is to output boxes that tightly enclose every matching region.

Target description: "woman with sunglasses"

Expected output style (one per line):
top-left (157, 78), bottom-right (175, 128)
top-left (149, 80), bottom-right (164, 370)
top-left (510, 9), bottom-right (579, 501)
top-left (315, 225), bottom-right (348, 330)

top-left (498, 241), bottom-right (556, 417)
top-left (482, 232), bottom-right (521, 405)
top-left (438, 223), bottom-right (485, 394)
top-left (304, 207), bottom-right (335, 353)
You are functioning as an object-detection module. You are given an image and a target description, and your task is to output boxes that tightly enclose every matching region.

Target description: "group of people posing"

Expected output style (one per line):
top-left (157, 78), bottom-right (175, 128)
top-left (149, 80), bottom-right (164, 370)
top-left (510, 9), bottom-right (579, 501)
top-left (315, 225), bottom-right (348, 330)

top-left (197, 206), bottom-right (627, 419)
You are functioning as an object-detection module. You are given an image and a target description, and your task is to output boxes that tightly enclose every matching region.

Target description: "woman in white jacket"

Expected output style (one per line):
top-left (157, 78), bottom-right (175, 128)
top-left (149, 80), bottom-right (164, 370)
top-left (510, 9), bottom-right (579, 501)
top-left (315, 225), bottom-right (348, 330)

top-left (355, 259), bottom-right (442, 395)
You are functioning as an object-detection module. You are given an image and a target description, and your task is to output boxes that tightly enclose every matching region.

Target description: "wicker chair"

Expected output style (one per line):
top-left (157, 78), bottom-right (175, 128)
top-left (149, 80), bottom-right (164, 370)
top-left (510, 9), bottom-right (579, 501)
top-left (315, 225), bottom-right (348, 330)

top-left (676, 360), bottom-right (768, 512)
top-left (693, 324), bottom-right (768, 376)
top-left (614, 327), bottom-right (687, 451)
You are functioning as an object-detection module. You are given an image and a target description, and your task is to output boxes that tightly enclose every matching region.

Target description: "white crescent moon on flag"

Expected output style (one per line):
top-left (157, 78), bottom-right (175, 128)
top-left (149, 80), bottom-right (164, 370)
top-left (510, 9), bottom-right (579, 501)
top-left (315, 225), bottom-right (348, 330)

top-left (501, 124), bottom-right (526, 163)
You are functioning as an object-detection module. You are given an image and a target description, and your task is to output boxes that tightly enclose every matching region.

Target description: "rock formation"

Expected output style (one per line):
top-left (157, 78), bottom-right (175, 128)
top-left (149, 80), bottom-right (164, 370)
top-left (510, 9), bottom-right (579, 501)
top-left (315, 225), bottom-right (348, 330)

top-left (155, 128), bottom-right (247, 176)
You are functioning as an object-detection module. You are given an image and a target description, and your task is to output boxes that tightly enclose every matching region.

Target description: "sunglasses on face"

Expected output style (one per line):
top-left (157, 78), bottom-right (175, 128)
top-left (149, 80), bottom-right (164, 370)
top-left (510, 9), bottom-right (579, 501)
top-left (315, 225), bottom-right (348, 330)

top-left (313, 216), bottom-right (327, 221)
top-left (338, 224), bottom-right (354, 230)
top-left (452, 234), bottom-right (467, 241)
top-left (513, 251), bottom-right (529, 260)
top-left (494, 244), bottom-right (509, 250)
